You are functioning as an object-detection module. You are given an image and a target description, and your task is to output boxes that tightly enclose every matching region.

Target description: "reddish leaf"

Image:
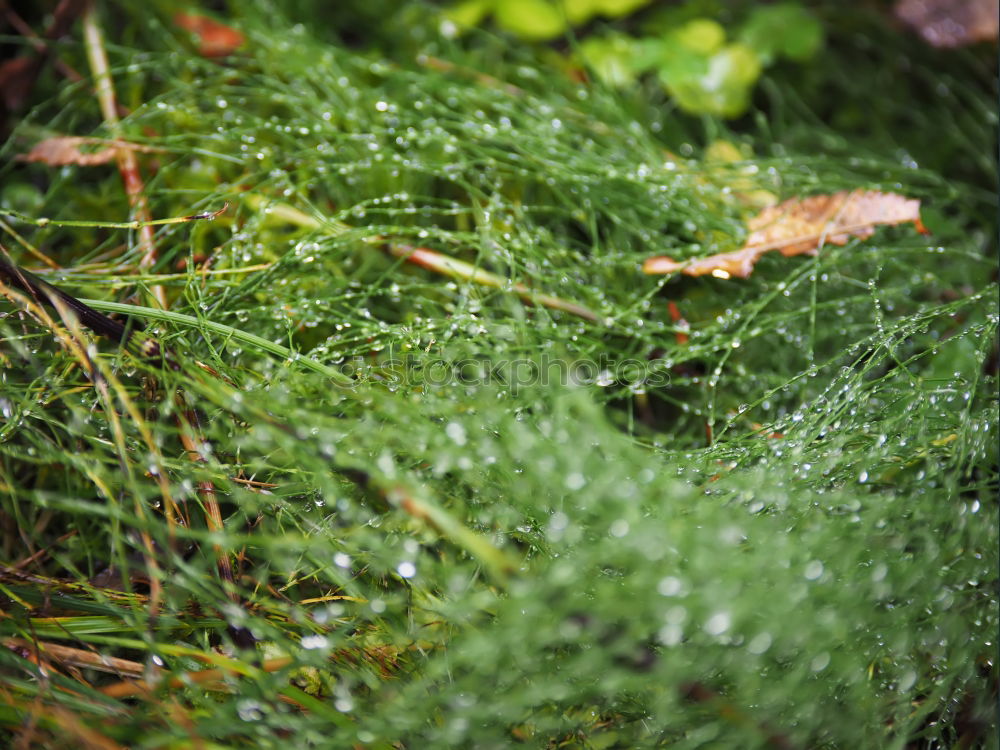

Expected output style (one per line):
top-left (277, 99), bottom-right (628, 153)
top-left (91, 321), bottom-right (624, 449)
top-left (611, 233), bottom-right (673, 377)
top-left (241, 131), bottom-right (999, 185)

top-left (174, 12), bottom-right (245, 58)
top-left (19, 136), bottom-right (162, 167)
top-left (643, 190), bottom-right (927, 279)
top-left (895, 0), bottom-right (999, 48)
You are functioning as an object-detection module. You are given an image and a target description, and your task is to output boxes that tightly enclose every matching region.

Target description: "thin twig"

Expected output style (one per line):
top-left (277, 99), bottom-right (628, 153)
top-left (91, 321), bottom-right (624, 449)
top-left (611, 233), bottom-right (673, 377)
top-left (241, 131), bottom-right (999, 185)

top-left (81, 2), bottom-right (165, 308)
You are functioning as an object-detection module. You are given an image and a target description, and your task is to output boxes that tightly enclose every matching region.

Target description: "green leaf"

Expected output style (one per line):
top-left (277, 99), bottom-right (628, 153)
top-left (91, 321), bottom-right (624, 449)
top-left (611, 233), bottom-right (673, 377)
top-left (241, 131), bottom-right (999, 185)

top-left (672, 18), bottom-right (725, 55)
top-left (739, 3), bottom-right (823, 64)
top-left (579, 34), bottom-right (637, 87)
top-left (445, 0), bottom-right (495, 29)
top-left (660, 42), bottom-right (761, 118)
top-left (558, 0), bottom-right (650, 25)
top-left (592, 0), bottom-right (653, 18)
top-left (718, 42), bottom-right (762, 85)
top-left (560, 0), bottom-right (600, 25)
top-left (494, 0), bottom-right (567, 40)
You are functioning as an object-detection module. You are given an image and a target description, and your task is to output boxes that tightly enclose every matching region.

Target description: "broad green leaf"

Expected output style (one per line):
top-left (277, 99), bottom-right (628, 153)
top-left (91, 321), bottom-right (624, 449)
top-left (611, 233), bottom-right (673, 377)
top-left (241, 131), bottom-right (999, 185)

top-left (704, 139), bottom-right (746, 163)
top-left (558, 0), bottom-right (651, 25)
top-left (494, 0), bottom-right (567, 40)
top-left (579, 34), bottom-right (637, 87)
top-left (672, 18), bottom-right (725, 55)
top-left (593, 0), bottom-right (653, 18)
top-left (560, 0), bottom-right (601, 25)
top-left (446, 0), bottom-right (495, 28)
top-left (718, 42), bottom-right (762, 85)
top-left (660, 42), bottom-right (761, 117)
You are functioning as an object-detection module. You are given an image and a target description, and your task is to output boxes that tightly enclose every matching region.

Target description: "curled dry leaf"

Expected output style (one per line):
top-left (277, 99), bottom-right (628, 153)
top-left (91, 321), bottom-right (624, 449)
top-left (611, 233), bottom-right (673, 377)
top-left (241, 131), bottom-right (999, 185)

top-left (174, 13), bottom-right (245, 58)
top-left (19, 136), bottom-right (163, 167)
top-left (894, 0), bottom-right (999, 48)
top-left (643, 189), bottom-right (928, 279)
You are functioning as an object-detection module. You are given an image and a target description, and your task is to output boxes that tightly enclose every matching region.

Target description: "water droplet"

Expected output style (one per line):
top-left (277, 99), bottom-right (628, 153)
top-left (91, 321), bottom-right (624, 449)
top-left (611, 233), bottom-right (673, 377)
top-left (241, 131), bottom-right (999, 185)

top-left (897, 669), bottom-right (917, 692)
top-left (301, 634), bottom-right (329, 650)
top-left (658, 576), bottom-right (683, 596)
top-left (748, 632), bottom-right (772, 654)
top-left (804, 560), bottom-right (824, 580)
top-left (658, 624), bottom-right (683, 646)
top-left (704, 611), bottom-right (731, 636)
top-left (810, 652), bottom-right (830, 672)
top-left (609, 519), bottom-right (629, 537)
top-left (237, 699), bottom-right (263, 721)
top-left (871, 563), bottom-right (888, 582)
top-left (397, 561), bottom-right (416, 578)
top-left (445, 421), bottom-right (467, 446)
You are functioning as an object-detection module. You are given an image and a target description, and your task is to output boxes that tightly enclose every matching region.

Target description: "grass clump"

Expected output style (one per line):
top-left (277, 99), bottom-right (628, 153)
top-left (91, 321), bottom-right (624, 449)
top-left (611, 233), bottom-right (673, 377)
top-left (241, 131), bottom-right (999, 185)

top-left (0, 2), bottom-right (996, 748)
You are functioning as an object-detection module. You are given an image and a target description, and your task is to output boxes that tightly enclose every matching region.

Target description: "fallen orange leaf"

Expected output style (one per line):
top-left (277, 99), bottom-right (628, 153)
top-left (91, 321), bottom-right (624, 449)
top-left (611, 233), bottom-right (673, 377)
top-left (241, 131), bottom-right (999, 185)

top-left (174, 12), bottom-right (245, 58)
top-left (19, 136), bottom-right (163, 167)
top-left (643, 189), bottom-right (927, 279)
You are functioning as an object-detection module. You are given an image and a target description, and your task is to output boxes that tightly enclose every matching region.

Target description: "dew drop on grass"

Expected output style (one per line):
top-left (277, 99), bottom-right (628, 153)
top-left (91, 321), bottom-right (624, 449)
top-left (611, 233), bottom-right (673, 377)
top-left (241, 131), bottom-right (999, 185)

top-left (445, 421), bottom-right (467, 445)
top-left (658, 576), bottom-right (682, 596)
top-left (237, 699), bottom-right (263, 721)
top-left (397, 561), bottom-right (416, 578)
top-left (804, 560), bottom-right (824, 580)
top-left (301, 634), bottom-right (329, 650)
top-left (704, 611), bottom-right (731, 636)
top-left (609, 519), bottom-right (629, 537)
top-left (659, 624), bottom-right (683, 646)
top-left (811, 652), bottom-right (831, 672)
top-left (897, 669), bottom-right (917, 692)
top-left (747, 632), bottom-right (772, 654)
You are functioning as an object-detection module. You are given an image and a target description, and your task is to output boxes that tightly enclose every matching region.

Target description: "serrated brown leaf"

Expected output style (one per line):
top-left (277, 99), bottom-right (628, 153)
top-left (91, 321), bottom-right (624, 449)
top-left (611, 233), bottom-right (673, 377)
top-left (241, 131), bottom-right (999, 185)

top-left (643, 189), bottom-right (928, 279)
top-left (174, 12), bottom-right (245, 58)
top-left (19, 136), bottom-right (162, 167)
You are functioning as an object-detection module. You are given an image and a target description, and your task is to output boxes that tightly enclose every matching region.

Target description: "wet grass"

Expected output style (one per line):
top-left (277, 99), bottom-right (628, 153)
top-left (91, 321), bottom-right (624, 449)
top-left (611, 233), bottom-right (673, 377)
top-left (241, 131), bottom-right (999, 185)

top-left (0, 2), bottom-right (996, 747)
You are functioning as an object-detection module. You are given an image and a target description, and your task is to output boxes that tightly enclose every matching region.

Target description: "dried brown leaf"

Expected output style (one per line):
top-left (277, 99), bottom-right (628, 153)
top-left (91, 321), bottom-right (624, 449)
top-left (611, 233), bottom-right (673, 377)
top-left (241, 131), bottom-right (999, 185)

top-left (643, 190), bottom-right (927, 279)
top-left (895, 0), bottom-right (999, 48)
top-left (19, 136), bottom-right (162, 167)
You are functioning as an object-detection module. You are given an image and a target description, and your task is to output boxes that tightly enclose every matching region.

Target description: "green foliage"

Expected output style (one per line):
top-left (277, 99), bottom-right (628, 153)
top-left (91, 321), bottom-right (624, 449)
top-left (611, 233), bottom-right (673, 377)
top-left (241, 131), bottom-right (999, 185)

top-left (448, 0), bottom-right (823, 117)
top-left (447, 0), bottom-right (654, 39)
top-left (590, 4), bottom-right (822, 117)
top-left (634, 21), bottom-right (763, 118)
top-left (493, 0), bottom-right (566, 40)
top-left (0, 1), bottom-right (996, 748)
